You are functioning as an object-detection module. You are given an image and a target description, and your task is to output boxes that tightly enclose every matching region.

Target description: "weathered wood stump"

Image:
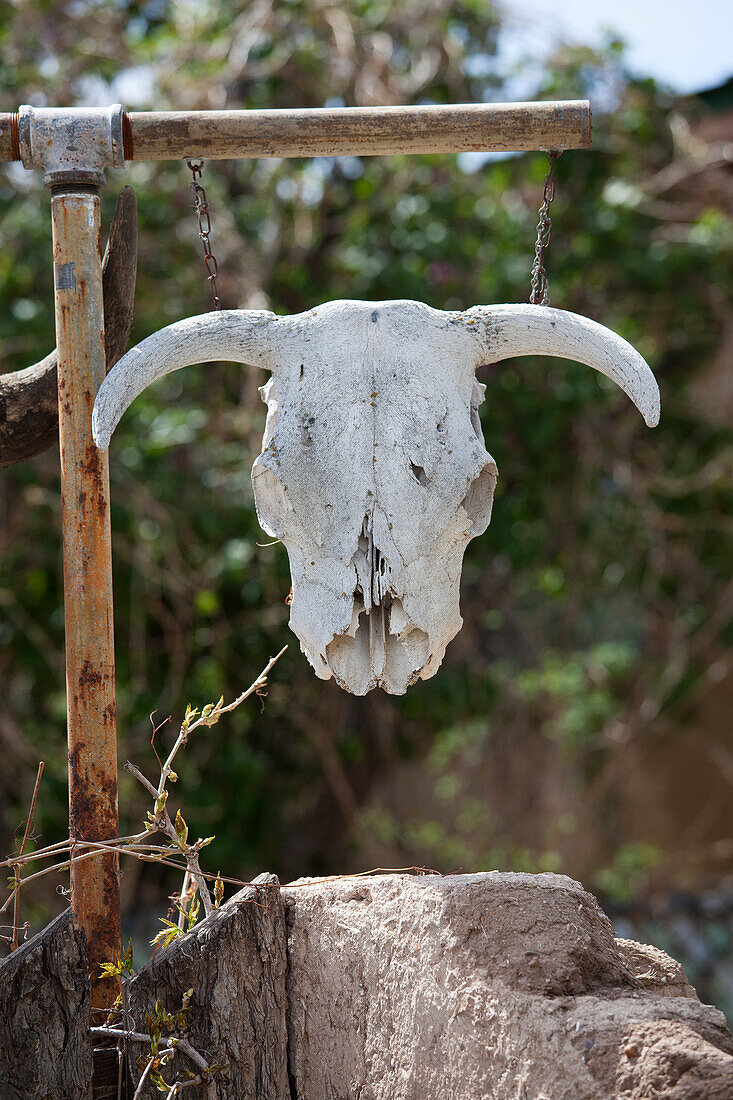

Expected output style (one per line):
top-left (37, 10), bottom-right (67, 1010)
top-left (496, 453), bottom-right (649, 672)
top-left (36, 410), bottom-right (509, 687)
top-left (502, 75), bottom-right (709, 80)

top-left (0, 908), bottom-right (92, 1100)
top-left (127, 872), bottom-right (289, 1099)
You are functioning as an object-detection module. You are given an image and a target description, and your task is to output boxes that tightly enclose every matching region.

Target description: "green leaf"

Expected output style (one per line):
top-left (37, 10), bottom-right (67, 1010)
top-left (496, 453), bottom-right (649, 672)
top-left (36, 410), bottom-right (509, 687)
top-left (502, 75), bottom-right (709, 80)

top-left (186, 897), bottom-right (200, 931)
top-left (151, 1069), bottom-right (170, 1092)
top-left (151, 917), bottom-right (183, 951)
top-left (182, 703), bottom-right (200, 731)
top-left (99, 960), bottom-right (123, 978)
top-left (174, 808), bottom-right (188, 846)
top-left (121, 937), bottom-right (135, 974)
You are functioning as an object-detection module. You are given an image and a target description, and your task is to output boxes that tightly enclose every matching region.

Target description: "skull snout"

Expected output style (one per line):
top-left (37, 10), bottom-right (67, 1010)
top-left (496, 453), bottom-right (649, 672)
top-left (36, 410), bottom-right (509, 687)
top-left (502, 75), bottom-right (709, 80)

top-left (324, 511), bottom-right (430, 695)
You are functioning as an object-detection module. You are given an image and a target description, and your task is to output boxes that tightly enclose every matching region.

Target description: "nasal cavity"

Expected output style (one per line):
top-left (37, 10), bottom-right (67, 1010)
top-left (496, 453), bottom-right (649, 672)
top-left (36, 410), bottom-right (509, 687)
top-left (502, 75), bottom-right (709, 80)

top-left (410, 463), bottom-right (427, 486)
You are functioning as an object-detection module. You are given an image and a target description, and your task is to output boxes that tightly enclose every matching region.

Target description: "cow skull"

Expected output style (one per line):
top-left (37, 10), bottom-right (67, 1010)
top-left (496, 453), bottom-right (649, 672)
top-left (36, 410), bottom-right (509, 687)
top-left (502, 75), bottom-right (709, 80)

top-left (93, 300), bottom-right (659, 695)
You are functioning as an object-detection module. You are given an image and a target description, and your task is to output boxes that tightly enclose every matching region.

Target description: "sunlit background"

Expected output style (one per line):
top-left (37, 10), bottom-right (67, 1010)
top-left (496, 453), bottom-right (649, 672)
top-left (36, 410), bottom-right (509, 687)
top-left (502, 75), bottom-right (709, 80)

top-left (1, 0), bottom-right (731, 1015)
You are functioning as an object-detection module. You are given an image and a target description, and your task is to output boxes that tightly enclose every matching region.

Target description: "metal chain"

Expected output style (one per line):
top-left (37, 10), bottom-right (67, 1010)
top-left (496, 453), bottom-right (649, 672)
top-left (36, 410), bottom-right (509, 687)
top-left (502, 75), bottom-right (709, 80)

top-left (186, 159), bottom-right (223, 310)
top-left (529, 150), bottom-right (562, 306)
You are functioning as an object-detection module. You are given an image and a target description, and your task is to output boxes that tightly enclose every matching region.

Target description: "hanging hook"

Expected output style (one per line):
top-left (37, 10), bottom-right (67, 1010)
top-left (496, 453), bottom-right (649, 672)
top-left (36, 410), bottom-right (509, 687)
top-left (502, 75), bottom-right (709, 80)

top-left (186, 159), bottom-right (223, 310)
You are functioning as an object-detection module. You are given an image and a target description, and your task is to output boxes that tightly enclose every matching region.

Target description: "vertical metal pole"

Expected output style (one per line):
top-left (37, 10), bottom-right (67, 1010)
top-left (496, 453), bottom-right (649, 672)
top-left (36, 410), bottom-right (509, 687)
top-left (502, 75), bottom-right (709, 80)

top-left (51, 188), bottom-right (121, 1018)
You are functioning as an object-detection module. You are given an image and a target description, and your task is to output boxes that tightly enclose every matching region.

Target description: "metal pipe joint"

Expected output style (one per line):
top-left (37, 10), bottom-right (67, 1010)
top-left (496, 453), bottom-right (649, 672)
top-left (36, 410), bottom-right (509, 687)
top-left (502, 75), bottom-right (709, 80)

top-left (19, 104), bottom-right (126, 188)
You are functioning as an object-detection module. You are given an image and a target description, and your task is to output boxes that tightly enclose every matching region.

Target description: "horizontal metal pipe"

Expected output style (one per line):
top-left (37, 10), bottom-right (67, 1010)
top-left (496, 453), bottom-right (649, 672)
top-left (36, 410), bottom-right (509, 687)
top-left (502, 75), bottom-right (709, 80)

top-left (127, 101), bottom-right (591, 159)
top-left (0, 101), bottom-right (591, 163)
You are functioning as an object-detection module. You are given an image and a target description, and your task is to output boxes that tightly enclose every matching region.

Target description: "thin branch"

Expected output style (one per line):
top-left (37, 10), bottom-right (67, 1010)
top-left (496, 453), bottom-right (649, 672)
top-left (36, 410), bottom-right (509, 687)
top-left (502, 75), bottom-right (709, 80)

top-left (0, 844), bottom-right (189, 915)
top-left (11, 761), bottom-right (44, 951)
top-left (172, 1036), bottom-right (210, 1074)
top-left (0, 831), bottom-right (158, 871)
top-left (2, 653), bottom-right (289, 932)
top-left (132, 1048), bottom-right (173, 1100)
top-left (124, 763), bottom-right (158, 799)
top-left (177, 870), bottom-right (192, 931)
top-left (92, 1029), bottom-right (205, 1064)
top-left (128, 648), bottom-right (288, 917)
top-left (212, 645), bottom-right (288, 715)
top-left (165, 1078), bottom-right (208, 1097)
top-left (156, 645), bottom-right (288, 798)
top-left (93, 1027), bottom-right (212, 1097)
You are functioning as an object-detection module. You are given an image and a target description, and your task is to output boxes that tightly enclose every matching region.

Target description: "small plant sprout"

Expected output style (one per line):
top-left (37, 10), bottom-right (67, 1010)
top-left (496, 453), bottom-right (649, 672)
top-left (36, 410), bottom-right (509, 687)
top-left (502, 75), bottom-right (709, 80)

top-left (125, 646), bottom-right (287, 921)
top-left (0, 648), bottom-right (286, 944)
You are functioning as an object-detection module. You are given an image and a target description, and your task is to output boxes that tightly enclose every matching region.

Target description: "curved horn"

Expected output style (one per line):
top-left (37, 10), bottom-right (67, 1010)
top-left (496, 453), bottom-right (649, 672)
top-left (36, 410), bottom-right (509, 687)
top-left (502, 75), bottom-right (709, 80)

top-left (0, 185), bottom-right (138, 467)
top-left (464, 305), bottom-right (660, 427)
top-left (92, 309), bottom-right (281, 450)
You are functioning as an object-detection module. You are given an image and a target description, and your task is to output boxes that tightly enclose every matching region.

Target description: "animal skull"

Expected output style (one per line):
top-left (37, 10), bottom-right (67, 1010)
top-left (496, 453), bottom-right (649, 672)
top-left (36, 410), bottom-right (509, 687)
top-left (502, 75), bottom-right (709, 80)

top-left (93, 299), bottom-right (659, 695)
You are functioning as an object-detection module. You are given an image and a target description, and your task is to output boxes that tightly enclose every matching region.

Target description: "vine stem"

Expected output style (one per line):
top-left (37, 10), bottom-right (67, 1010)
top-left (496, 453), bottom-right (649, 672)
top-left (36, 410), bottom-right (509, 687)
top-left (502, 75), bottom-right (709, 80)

top-left (93, 1027), bottom-right (214, 1098)
top-left (2, 651), bottom-right (291, 939)
top-left (10, 761), bottom-right (44, 950)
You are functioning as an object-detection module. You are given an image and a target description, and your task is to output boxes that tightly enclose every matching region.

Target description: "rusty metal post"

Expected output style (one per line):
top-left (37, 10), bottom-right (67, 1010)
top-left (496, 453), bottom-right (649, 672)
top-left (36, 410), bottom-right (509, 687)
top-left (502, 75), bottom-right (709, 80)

top-left (51, 188), bottom-right (121, 1017)
top-left (18, 107), bottom-right (127, 1022)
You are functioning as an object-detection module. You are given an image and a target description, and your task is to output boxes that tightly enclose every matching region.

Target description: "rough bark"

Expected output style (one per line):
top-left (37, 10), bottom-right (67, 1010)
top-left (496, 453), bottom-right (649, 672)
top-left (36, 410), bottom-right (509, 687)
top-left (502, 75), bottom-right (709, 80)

top-left (127, 873), bottom-right (289, 1099)
top-left (0, 184), bottom-right (137, 467)
top-left (281, 872), bottom-right (733, 1100)
top-left (0, 907), bottom-right (92, 1100)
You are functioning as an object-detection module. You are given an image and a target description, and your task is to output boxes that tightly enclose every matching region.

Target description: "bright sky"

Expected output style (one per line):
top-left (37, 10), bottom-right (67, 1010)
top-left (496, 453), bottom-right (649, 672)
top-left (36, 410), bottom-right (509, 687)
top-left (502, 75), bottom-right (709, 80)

top-left (506, 0), bottom-right (733, 94)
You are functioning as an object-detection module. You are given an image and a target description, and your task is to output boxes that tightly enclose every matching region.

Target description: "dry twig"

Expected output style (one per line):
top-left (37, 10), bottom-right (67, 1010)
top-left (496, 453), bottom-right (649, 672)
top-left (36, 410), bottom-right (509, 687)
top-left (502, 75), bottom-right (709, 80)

top-left (1, 650), bottom-right (286, 932)
top-left (6, 761), bottom-right (44, 950)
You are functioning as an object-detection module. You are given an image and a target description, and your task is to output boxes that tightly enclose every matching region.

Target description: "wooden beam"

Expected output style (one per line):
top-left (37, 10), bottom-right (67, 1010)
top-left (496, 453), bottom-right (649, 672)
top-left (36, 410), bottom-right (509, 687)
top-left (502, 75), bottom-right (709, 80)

top-left (0, 101), bottom-right (591, 163)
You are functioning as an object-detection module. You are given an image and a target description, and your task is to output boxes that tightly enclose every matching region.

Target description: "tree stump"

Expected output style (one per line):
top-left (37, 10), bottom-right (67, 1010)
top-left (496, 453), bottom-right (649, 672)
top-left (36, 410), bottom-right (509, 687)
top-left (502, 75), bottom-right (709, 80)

top-left (127, 872), bottom-right (289, 1099)
top-left (0, 908), bottom-right (92, 1100)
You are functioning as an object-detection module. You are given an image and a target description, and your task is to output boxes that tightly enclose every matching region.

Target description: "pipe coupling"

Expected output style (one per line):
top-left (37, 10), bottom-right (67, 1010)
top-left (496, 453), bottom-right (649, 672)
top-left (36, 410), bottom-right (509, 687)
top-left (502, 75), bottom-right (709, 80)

top-left (19, 104), bottom-right (125, 189)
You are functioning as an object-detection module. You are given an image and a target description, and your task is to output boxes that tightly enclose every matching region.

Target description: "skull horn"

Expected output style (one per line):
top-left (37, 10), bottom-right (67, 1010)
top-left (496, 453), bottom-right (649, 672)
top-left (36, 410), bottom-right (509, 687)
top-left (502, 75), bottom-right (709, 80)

top-left (0, 185), bottom-right (138, 467)
top-left (92, 310), bottom-right (282, 450)
top-left (463, 304), bottom-right (660, 427)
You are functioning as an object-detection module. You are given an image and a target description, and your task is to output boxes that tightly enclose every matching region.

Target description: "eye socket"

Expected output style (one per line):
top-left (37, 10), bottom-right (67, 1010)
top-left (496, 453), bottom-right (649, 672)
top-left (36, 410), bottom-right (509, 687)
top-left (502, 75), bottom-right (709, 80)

top-left (461, 461), bottom-right (497, 536)
top-left (252, 460), bottom-right (289, 539)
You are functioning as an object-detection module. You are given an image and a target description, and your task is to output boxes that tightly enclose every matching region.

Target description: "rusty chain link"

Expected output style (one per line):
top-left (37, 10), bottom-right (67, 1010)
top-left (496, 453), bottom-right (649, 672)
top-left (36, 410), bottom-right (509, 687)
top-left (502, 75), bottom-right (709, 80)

top-left (187, 151), bottom-right (559, 312)
top-left (529, 150), bottom-right (562, 306)
top-left (186, 159), bottom-right (223, 310)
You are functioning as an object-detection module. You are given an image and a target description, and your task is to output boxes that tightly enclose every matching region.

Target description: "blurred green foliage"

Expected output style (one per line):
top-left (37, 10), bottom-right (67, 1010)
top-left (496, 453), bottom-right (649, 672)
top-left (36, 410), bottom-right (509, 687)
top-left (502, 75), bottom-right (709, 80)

top-left (0, 1), bottom-right (731, 940)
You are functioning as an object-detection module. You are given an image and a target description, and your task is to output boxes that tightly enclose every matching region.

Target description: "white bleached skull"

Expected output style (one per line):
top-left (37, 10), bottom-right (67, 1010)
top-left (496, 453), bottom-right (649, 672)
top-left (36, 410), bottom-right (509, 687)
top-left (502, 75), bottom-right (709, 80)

top-left (93, 299), bottom-right (660, 695)
top-left (252, 303), bottom-right (498, 694)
